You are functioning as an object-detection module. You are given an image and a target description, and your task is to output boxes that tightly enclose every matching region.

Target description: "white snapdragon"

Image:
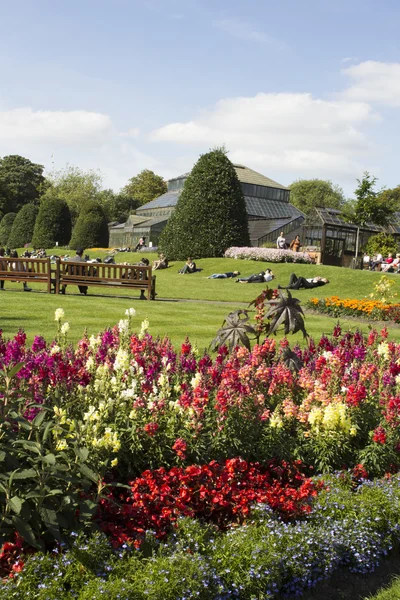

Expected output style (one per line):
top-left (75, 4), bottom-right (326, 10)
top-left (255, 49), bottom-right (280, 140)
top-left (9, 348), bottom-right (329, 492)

top-left (139, 318), bottom-right (149, 339)
top-left (89, 335), bottom-right (101, 349)
top-left (54, 308), bottom-right (65, 322)
top-left (61, 322), bottom-right (70, 335)
top-left (125, 308), bottom-right (136, 317)
top-left (114, 348), bottom-right (130, 372)
top-left (118, 319), bottom-right (129, 334)
top-left (191, 372), bottom-right (202, 389)
top-left (50, 345), bottom-right (61, 355)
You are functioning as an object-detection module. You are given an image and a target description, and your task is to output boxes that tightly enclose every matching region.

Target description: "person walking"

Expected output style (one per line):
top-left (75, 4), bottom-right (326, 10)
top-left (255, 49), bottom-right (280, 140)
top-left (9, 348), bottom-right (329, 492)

top-left (10, 250), bottom-right (32, 291)
top-left (289, 235), bottom-right (301, 252)
top-left (61, 248), bottom-right (88, 295)
top-left (276, 231), bottom-right (287, 249)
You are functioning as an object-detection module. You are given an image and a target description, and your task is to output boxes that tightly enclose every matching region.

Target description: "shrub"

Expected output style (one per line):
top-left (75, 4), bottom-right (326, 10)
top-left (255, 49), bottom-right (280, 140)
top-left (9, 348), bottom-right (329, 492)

top-left (0, 212), bottom-right (16, 246)
top-left (32, 198), bottom-right (72, 248)
top-left (159, 148), bottom-right (250, 259)
top-left (7, 204), bottom-right (38, 248)
top-left (366, 233), bottom-right (398, 258)
top-left (69, 200), bottom-right (109, 250)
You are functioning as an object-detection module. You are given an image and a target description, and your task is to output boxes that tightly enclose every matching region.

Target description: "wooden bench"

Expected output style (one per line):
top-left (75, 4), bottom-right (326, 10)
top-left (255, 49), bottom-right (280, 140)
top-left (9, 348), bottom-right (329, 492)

top-left (56, 260), bottom-right (156, 300)
top-left (0, 257), bottom-right (54, 292)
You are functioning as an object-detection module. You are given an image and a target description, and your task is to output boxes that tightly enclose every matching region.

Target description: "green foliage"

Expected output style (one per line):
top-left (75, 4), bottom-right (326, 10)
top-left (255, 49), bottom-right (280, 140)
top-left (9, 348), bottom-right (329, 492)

top-left (69, 200), bottom-right (109, 249)
top-left (0, 212), bottom-right (16, 246)
top-left (122, 169), bottom-right (167, 207)
top-left (42, 166), bottom-right (103, 225)
top-left (32, 197), bottom-right (72, 248)
top-left (97, 189), bottom-right (138, 223)
top-left (346, 172), bottom-right (395, 227)
top-left (210, 310), bottom-right (257, 351)
top-left (378, 185), bottom-right (400, 211)
top-left (159, 149), bottom-right (250, 259)
top-left (0, 365), bottom-right (99, 550)
top-left (366, 233), bottom-right (398, 258)
top-left (289, 178), bottom-right (346, 216)
top-left (0, 155), bottom-right (45, 218)
top-left (266, 290), bottom-right (308, 338)
top-left (7, 204), bottom-right (39, 248)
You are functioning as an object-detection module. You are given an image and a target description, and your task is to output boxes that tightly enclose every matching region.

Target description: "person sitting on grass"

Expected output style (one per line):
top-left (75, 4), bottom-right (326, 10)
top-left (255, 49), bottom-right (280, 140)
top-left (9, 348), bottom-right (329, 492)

top-left (153, 253), bottom-right (169, 270)
top-left (179, 258), bottom-right (198, 274)
top-left (208, 271), bottom-right (240, 279)
top-left (235, 269), bottom-right (274, 284)
top-left (278, 273), bottom-right (329, 290)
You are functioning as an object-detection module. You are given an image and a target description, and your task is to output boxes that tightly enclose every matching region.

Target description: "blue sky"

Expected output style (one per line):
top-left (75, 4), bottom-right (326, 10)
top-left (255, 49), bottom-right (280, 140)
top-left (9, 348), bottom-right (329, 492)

top-left (1, 0), bottom-right (400, 195)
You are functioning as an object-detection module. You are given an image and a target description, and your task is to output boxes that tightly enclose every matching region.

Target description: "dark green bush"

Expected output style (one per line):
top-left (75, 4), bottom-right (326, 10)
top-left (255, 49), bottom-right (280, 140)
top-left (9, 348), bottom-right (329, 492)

top-left (32, 198), bottom-right (72, 248)
top-left (365, 233), bottom-right (398, 258)
top-left (0, 212), bottom-right (16, 246)
top-left (7, 204), bottom-right (38, 249)
top-left (69, 201), bottom-right (109, 249)
top-left (159, 148), bottom-right (250, 259)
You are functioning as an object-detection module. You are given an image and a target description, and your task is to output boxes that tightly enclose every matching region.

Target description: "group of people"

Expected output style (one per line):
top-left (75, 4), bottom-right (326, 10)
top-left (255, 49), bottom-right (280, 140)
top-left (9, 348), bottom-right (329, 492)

top-left (0, 248), bottom-right (32, 291)
top-left (367, 252), bottom-right (400, 273)
top-left (205, 266), bottom-right (329, 289)
top-left (276, 232), bottom-right (302, 252)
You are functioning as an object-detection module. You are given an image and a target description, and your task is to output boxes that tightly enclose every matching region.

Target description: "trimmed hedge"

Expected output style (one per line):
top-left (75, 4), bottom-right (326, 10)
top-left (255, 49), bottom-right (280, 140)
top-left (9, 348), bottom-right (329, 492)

top-left (0, 212), bottom-right (16, 246)
top-left (159, 149), bottom-right (250, 259)
top-left (69, 200), bottom-right (109, 249)
top-left (7, 204), bottom-right (38, 248)
top-left (32, 198), bottom-right (72, 248)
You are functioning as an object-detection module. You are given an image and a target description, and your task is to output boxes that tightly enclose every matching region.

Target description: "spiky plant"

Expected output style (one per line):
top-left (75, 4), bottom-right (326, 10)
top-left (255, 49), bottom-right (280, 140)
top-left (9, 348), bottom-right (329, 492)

top-left (210, 310), bottom-right (257, 351)
top-left (265, 290), bottom-right (308, 338)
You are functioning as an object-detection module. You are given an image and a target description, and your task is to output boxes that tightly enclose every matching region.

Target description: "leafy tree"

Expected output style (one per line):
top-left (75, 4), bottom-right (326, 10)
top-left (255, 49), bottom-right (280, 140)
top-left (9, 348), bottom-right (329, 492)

top-left (365, 233), bottom-right (397, 258)
top-left (97, 189), bottom-right (138, 223)
top-left (159, 149), bottom-right (250, 259)
top-left (289, 179), bottom-right (346, 216)
top-left (122, 169), bottom-right (167, 207)
top-left (378, 186), bottom-right (400, 211)
top-left (42, 166), bottom-right (103, 224)
top-left (0, 212), bottom-right (16, 246)
top-left (69, 200), bottom-right (109, 249)
top-left (32, 198), bottom-right (72, 248)
top-left (7, 204), bottom-right (38, 248)
top-left (0, 155), bottom-right (45, 217)
top-left (348, 172), bottom-right (394, 227)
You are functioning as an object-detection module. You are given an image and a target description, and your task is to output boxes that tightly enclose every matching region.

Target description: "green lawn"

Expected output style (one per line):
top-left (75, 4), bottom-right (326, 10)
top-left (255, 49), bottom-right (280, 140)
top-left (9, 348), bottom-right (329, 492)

top-left (3, 250), bottom-right (400, 348)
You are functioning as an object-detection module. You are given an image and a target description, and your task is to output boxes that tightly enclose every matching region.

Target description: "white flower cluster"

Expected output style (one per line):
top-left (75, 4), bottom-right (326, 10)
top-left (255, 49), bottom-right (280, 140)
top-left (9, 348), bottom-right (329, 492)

top-left (54, 308), bottom-right (65, 322)
top-left (224, 247), bottom-right (312, 264)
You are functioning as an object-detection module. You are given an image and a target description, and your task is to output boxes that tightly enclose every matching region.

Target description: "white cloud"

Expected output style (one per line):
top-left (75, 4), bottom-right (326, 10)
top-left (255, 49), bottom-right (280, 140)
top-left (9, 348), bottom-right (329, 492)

top-left (150, 92), bottom-right (378, 180)
top-left (213, 18), bottom-right (286, 47)
top-left (0, 108), bottom-right (113, 144)
top-left (0, 105), bottom-right (159, 190)
top-left (342, 60), bottom-right (400, 106)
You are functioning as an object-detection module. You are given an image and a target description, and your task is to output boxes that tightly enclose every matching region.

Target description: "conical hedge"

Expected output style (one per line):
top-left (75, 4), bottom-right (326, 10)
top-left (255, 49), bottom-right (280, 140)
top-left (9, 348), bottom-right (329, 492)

top-left (69, 200), bottom-right (109, 249)
top-left (159, 149), bottom-right (249, 259)
top-left (7, 204), bottom-right (39, 248)
top-left (32, 197), bottom-right (72, 248)
top-left (0, 212), bottom-right (17, 246)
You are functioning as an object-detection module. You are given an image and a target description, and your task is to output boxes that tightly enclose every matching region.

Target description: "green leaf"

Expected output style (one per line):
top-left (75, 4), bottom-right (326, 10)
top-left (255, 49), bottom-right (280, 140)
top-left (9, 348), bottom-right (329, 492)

top-left (75, 447), bottom-right (89, 462)
top-left (32, 409), bottom-right (47, 428)
top-left (12, 469), bottom-right (37, 480)
top-left (12, 516), bottom-right (40, 549)
top-left (79, 464), bottom-right (99, 484)
top-left (41, 453), bottom-right (56, 465)
top-left (0, 451), bottom-right (5, 462)
top-left (9, 496), bottom-right (23, 515)
top-left (7, 362), bottom-right (24, 380)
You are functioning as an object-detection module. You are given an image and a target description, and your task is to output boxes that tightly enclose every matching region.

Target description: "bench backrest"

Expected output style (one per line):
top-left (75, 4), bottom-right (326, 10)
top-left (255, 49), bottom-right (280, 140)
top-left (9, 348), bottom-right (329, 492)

top-left (0, 257), bottom-right (52, 292)
top-left (59, 260), bottom-right (152, 283)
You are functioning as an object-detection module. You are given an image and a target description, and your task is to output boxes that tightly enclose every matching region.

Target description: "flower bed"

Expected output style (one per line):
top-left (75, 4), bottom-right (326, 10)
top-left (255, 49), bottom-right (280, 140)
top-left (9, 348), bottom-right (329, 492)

top-left (3, 472), bottom-right (400, 599)
top-left (224, 246), bottom-right (312, 263)
top-left (307, 296), bottom-right (400, 323)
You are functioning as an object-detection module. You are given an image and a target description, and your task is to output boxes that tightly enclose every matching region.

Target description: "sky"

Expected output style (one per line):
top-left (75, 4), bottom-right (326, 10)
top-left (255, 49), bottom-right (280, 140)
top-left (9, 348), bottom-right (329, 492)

top-left (1, 0), bottom-right (400, 196)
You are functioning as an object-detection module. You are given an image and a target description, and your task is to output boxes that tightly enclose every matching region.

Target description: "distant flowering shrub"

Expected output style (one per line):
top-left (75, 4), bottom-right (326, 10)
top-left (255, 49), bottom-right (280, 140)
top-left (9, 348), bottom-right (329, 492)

top-left (224, 246), bottom-right (312, 263)
top-left (308, 296), bottom-right (400, 323)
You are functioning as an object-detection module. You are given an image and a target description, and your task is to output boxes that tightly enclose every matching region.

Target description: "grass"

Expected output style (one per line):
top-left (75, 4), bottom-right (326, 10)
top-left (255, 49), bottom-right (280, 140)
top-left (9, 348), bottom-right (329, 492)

top-left (368, 575), bottom-right (400, 600)
top-left (3, 249), bottom-right (400, 348)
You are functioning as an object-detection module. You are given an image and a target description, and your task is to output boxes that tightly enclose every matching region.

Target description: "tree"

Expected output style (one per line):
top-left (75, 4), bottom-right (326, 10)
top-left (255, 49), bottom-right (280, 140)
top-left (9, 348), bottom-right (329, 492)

top-left (41, 166), bottom-right (103, 224)
top-left (159, 148), bottom-right (250, 259)
top-left (349, 172), bottom-right (394, 227)
top-left (365, 233), bottom-right (397, 258)
top-left (0, 212), bottom-right (16, 246)
top-left (69, 200), bottom-right (109, 250)
top-left (122, 169), bottom-right (167, 207)
top-left (378, 186), bottom-right (400, 211)
top-left (7, 204), bottom-right (39, 248)
top-left (97, 189), bottom-right (138, 223)
top-left (289, 179), bottom-right (346, 216)
top-left (32, 198), bottom-right (72, 248)
top-left (0, 155), bottom-right (45, 217)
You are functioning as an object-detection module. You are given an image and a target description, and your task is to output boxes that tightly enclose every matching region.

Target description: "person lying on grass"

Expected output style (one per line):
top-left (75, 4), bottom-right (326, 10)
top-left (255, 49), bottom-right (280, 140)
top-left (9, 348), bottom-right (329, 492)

top-left (235, 269), bottom-right (274, 284)
top-left (278, 273), bottom-right (329, 290)
top-left (207, 271), bottom-right (240, 279)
